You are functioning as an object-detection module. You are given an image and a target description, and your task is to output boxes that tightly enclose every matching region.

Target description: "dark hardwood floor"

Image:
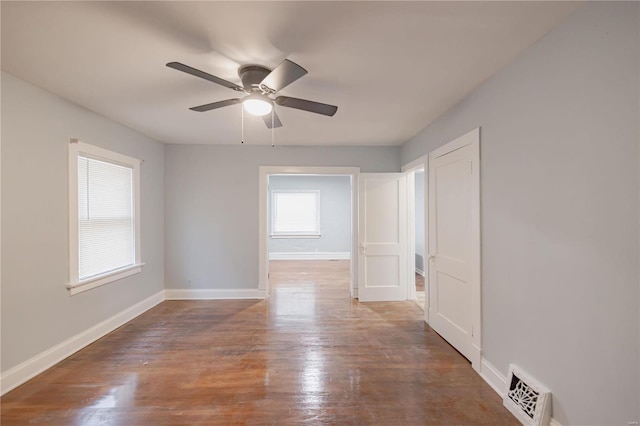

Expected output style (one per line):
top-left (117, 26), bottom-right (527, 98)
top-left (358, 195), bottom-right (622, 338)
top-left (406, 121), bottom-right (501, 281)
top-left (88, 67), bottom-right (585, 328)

top-left (1, 260), bottom-right (517, 425)
top-left (415, 272), bottom-right (425, 291)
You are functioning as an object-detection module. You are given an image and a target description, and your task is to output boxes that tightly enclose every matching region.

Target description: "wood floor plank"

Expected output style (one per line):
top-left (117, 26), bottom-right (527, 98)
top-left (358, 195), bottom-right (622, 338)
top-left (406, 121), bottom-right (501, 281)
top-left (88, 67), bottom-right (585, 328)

top-left (1, 260), bottom-right (517, 425)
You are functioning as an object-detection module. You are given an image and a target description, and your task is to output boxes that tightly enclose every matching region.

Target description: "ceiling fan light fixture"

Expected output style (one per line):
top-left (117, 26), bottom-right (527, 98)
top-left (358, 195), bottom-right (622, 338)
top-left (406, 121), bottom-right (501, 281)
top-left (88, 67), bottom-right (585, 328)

top-left (167, 59), bottom-right (338, 125)
top-left (242, 95), bottom-right (273, 116)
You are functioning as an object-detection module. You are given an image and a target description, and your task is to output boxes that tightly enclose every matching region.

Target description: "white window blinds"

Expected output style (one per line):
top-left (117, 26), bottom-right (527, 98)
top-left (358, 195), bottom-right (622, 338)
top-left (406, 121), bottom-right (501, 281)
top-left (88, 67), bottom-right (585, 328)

top-left (78, 156), bottom-right (135, 280)
top-left (272, 191), bottom-right (320, 235)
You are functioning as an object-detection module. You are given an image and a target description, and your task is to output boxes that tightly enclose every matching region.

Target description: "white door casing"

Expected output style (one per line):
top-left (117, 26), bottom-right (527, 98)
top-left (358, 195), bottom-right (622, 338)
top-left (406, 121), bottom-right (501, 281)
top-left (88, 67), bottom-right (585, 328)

top-left (358, 173), bottom-right (408, 302)
top-left (428, 128), bottom-right (481, 371)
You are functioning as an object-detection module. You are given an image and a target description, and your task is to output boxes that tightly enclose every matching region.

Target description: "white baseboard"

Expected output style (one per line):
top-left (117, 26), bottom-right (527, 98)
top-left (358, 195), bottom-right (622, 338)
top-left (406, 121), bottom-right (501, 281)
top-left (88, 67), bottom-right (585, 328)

top-left (479, 357), bottom-right (562, 426)
top-left (164, 289), bottom-right (267, 300)
top-left (1, 290), bottom-right (164, 396)
top-left (269, 251), bottom-right (350, 261)
top-left (415, 268), bottom-right (425, 276)
top-left (479, 357), bottom-right (508, 396)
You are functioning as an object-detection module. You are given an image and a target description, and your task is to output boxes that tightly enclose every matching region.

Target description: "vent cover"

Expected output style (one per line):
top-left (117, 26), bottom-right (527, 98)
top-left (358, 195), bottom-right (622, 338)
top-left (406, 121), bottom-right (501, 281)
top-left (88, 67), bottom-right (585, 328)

top-left (503, 365), bottom-right (551, 426)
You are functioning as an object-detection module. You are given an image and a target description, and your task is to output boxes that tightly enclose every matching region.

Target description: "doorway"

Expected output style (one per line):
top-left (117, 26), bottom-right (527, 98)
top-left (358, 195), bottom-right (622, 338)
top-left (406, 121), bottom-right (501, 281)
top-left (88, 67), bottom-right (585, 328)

top-left (402, 156), bottom-right (428, 319)
top-left (267, 174), bottom-right (352, 302)
top-left (258, 167), bottom-right (359, 297)
top-left (413, 170), bottom-right (426, 309)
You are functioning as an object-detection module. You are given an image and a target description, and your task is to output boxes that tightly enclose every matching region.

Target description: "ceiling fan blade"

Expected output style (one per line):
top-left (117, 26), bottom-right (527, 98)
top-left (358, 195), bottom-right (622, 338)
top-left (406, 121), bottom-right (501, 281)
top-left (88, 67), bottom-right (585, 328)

top-left (275, 96), bottom-right (338, 117)
top-left (259, 59), bottom-right (308, 93)
top-left (262, 110), bottom-right (283, 129)
top-left (167, 62), bottom-right (244, 92)
top-left (190, 98), bottom-right (241, 112)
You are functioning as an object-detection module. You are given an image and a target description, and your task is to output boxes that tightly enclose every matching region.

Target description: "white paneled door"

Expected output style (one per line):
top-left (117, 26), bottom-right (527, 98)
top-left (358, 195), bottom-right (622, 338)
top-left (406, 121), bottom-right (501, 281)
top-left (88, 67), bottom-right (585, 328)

top-left (428, 129), bottom-right (481, 370)
top-left (358, 173), bottom-right (407, 302)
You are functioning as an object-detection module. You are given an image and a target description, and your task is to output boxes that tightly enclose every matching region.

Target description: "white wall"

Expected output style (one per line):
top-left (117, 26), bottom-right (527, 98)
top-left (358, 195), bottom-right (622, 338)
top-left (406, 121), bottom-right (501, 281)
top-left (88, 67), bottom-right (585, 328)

top-left (164, 144), bottom-right (399, 290)
top-left (414, 171), bottom-right (425, 272)
top-left (401, 3), bottom-right (639, 424)
top-left (1, 72), bottom-right (165, 372)
top-left (268, 175), bottom-right (351, 257)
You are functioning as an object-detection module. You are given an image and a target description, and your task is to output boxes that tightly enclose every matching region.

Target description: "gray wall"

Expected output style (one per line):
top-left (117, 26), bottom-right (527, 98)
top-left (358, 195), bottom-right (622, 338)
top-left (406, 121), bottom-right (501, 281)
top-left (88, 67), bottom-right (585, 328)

top-left (268, 175), bottom-right (351, 255)
top-left (164, 144), bottom-right (399, 289)
top-left (1, 72), bottom-right (165, 372)
top-left (401, 3), bottom-right (639, 424)
top-left (414, 171), bottom-right (425, 272)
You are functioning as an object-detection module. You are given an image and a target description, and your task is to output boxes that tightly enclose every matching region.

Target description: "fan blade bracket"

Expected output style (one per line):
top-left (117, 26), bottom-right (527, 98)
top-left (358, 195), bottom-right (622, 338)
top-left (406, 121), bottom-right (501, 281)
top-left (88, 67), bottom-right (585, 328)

top-left (259, 83), bottom-right (277, 95)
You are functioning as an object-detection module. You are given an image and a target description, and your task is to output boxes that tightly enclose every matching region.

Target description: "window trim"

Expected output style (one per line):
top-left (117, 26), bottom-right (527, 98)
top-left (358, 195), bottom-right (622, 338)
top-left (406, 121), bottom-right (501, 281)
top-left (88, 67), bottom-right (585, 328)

top-left (270, 189), bottom-right (321, 238)
top-left (67, 141), bottom-right (143, 295)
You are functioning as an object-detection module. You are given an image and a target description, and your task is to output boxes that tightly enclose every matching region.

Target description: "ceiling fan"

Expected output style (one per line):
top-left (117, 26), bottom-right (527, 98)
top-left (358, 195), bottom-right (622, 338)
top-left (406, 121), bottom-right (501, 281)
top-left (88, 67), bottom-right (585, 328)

top-left (166, 59), bottom-right (338, 128)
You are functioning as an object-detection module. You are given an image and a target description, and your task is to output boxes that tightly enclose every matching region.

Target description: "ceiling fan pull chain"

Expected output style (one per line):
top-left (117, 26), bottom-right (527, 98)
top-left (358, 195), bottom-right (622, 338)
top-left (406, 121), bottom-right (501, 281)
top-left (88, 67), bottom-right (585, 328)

top-left (271, 112), bottom-right (275, 147)
top-left (241, 105), bottom-right (244, 144)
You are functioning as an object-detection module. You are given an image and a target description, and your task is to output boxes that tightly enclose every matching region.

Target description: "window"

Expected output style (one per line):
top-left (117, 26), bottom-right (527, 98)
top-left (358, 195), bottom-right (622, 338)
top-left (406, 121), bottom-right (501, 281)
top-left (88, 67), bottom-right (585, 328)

top-left (271, 190), bottom-right (320, 237)
top-left (68, 141), bottom-right (143, 295)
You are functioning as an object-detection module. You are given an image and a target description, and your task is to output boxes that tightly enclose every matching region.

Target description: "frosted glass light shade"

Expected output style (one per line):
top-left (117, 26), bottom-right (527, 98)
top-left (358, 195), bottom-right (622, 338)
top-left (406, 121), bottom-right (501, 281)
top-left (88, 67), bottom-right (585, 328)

top-left (243, 97), bottom-right (273, 116)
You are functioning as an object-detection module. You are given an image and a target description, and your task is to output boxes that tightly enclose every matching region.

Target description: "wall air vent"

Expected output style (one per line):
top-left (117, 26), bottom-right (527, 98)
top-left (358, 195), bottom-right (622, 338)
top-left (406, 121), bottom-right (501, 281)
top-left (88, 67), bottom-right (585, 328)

top-left (503, 365), bottom-right (551, 426)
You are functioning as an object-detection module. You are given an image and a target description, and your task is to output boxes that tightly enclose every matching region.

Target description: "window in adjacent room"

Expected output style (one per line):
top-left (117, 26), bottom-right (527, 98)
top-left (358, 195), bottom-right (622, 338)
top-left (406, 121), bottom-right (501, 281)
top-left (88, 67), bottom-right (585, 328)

top-left (271, 190), bottom-right (320, 237)
top-left (67, 141), bottom-right (143, 295)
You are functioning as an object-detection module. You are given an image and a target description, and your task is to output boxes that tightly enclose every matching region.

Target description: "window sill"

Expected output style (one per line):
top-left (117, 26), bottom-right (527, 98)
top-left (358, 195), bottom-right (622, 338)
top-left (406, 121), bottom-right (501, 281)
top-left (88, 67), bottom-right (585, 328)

top-left (67, 263), bottom-right (145, 296)
top-left (270, 234), bottom-right (321, 239)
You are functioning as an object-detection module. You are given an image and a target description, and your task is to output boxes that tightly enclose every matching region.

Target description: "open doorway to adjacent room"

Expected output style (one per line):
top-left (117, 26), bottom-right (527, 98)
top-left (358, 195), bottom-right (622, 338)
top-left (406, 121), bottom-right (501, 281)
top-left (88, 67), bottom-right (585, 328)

top-left (413, 169), bottom-right (426, 309)
top-left (268, 174), bottom-right (352, 305)
top-left (403, 156), bottom-right (427, 316)
top-left (258, 167), bottom-right (359, 302)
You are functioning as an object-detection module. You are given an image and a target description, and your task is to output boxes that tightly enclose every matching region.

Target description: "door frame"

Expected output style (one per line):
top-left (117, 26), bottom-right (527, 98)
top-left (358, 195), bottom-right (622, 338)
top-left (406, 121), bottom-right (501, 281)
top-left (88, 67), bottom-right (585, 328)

top-left (428, 127), bottom-right (482, 370)
top-left (402, 156), bottom-right (428, 323)
top-left (258, 166), bottom-right (360, 297)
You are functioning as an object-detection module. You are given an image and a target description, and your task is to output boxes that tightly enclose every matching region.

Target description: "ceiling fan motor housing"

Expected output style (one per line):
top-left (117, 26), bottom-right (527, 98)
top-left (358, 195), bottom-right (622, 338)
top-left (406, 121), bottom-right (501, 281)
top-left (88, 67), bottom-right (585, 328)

top-left (238, 65), bottom-right (272, 93)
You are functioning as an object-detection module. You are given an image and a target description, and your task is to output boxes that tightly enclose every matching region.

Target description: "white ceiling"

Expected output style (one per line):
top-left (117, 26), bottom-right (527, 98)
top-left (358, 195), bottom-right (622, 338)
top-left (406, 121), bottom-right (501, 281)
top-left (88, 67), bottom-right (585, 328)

top-left (1, 1), bottom-right (580, 146)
